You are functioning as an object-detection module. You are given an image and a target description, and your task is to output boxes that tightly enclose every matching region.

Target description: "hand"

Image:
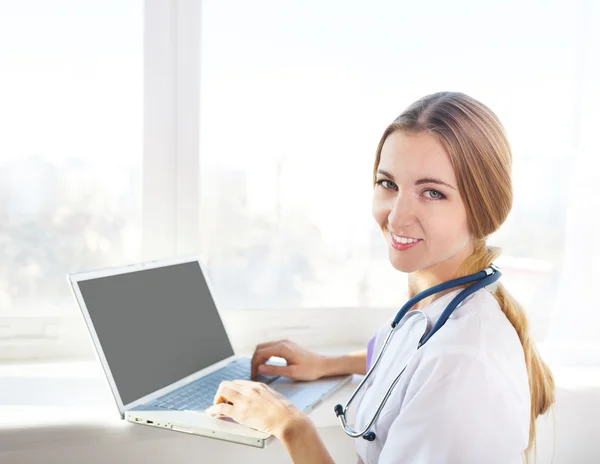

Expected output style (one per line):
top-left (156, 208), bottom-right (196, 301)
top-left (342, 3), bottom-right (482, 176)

top-left (251, 339), bottom-right (326, 381)
top-left (206, 380), bottom-right (308, 440)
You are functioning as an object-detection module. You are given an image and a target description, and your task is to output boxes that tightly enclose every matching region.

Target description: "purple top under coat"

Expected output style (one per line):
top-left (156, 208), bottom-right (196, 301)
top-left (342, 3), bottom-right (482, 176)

top-left (366, 333), bottom-right (377, 371)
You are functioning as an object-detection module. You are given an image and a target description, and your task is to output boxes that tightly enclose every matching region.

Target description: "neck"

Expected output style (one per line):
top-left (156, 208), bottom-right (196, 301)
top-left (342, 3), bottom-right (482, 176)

top-left (407, 241), bottom-right (476, 310)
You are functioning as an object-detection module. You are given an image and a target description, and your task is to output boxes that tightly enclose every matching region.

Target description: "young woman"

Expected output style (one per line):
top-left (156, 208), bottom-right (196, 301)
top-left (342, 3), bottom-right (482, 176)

top-left (206, 91), bottom-right (555, 463)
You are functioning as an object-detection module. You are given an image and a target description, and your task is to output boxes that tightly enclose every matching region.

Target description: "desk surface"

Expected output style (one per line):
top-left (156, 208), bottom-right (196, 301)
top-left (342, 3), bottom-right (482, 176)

top-left (2, 360), bottom-right (600, 429)
top-left (0, 361), bottom-right (362, 431)
top-left (1, 362), bottom-right (600, 464)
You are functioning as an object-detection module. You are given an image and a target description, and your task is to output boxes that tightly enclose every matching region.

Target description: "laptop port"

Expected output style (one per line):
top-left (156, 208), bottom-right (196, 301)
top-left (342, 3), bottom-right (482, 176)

top-left (146, 420), bottom-right (154, 424)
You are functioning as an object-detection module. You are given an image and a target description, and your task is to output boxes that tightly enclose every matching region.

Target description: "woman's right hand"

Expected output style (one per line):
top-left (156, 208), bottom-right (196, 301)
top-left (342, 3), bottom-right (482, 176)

top-left (250, 339), bottom-right (327, 381)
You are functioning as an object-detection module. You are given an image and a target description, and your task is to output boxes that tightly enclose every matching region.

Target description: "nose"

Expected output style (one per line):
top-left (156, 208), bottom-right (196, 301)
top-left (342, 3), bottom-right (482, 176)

top-left (387, 189), bottom-right (415, 229)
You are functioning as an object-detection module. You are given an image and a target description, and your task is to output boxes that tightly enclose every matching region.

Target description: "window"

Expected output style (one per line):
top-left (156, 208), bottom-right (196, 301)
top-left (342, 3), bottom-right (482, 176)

top-left (198, 0), bottom-right (585, 352)
top-left (0, 0), bottom-right (143, 361)
top-left (3, 0), bottom-right (598, 364)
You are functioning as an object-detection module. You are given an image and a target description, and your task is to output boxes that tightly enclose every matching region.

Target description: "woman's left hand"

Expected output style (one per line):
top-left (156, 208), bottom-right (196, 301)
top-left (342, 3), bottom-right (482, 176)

top-left (206, 380), bottom-right (306, 440)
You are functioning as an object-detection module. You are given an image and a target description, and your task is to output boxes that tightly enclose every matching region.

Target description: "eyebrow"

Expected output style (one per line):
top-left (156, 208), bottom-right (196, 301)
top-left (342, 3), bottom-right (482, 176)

top-left (376, 169), bottom-right (456, 191)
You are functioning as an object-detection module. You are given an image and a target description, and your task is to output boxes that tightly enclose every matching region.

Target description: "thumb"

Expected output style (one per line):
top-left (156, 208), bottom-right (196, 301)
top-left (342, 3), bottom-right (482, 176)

top-left (258, 363), bottom-right (294, 378)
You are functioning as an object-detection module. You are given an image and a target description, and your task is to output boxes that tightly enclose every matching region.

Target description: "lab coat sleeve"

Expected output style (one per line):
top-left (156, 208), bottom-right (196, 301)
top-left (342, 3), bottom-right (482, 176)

top-left (377, 348), bottom-right (527, 464)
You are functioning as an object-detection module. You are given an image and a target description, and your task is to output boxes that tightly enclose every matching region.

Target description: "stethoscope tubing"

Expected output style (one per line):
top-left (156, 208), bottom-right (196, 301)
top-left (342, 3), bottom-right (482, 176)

top-left (334, 265), bottom-right (502, 441)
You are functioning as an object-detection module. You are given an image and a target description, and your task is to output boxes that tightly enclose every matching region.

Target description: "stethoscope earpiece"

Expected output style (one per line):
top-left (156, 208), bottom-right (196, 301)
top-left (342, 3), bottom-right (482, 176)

top-left (334, 404), bottom-right (344, 416)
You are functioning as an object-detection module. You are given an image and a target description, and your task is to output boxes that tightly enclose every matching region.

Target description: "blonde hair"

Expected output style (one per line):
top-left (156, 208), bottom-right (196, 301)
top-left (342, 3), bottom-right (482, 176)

top-left (372, 91), bottom-right (555, 462)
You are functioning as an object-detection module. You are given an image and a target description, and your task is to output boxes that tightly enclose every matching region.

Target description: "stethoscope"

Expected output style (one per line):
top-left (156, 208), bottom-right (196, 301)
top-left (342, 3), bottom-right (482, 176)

top-left (334, 264), bottom-right (502, 442)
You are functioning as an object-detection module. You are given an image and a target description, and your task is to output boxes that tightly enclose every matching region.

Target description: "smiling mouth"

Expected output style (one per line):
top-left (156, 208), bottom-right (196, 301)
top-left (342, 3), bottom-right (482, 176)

top-left (388, 230), bottom-right (423, 245)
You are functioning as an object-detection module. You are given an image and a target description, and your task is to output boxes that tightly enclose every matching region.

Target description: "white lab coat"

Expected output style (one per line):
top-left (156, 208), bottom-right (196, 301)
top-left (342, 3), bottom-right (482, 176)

top-left (354, 287), bottom-right (531, 464)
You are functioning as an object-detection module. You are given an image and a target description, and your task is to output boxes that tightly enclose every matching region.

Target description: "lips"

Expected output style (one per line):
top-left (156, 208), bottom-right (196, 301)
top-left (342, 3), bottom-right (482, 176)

top-left (389, 230), bottom-right (422, 244)
top-left (389, 231), bottom-right (423, 251)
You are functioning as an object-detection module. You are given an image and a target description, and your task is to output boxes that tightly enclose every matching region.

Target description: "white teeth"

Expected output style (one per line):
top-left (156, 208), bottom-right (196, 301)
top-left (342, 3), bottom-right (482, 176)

top-left (391, 232), bottom-right (420, 244)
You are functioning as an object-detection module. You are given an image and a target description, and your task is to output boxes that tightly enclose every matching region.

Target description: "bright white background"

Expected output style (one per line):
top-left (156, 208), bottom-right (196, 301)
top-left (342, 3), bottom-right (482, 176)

top-left (0, 0), bottom-right (598, 365)
top-left (1, 1), bottom-right (599, 463)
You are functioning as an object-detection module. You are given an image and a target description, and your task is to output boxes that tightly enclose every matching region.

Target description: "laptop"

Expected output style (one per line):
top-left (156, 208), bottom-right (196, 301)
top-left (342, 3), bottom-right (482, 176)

top-left (67, 255), bottom-right (351, 448)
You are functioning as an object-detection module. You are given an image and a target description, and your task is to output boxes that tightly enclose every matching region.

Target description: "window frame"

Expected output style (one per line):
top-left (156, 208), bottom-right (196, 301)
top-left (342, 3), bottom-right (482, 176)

top-left (141, 0), bottom-right (381, 352)
top-left (142, 0), bottom-right (201, 261)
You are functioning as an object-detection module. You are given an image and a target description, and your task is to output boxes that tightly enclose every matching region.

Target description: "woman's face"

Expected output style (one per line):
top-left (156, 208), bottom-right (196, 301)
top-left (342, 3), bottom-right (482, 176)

top-left (372, 130), bottom-right (473, 274)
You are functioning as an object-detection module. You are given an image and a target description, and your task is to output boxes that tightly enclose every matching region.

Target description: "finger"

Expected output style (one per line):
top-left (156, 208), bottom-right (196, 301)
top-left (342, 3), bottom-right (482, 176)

top-left (257, 362), bottom-right (295, 378)
top-left (226, 381), bottom-right (291, 409)
top-left (206, 402), bottom-right (234, 418)
top-left (214, 379), bottom-right (263, 402)
top-left (223, 380), bottom-right (280, 402)
top-left (213, 381), bottom-right (244, 405)
top-left (251, 341), bottom-right (286, 378)
top-left (251, 343), bottom-right (292, 378)
top-left (226, 379), bottom-right (267, 390)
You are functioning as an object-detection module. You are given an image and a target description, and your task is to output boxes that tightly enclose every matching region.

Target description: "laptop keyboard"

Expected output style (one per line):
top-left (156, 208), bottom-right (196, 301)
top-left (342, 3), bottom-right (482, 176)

top-left (151, 358), bottom-right (279, 412)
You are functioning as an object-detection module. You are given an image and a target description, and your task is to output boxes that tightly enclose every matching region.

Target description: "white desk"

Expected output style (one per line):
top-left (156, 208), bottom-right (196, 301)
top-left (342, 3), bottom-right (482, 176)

top-left (0, 362), bottom-right (361, 463)
top-left (1, 363), bottom-right (599, 463)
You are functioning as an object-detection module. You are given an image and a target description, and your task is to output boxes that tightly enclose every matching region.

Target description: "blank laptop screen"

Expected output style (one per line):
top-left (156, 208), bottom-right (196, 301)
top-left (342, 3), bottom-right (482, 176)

top-left (77, 261), bottom-right (235, 406)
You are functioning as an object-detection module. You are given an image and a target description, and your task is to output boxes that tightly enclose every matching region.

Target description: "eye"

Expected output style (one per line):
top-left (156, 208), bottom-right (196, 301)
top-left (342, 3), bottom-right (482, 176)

top-left (423, 189), bottom-right (446, 200)
top-left (375, 179), bottom-right (398, 191)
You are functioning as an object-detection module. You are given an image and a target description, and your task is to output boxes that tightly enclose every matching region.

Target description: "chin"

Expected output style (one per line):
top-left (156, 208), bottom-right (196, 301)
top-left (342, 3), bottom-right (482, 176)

top-left (388, 252), bottom-right (420, 273)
